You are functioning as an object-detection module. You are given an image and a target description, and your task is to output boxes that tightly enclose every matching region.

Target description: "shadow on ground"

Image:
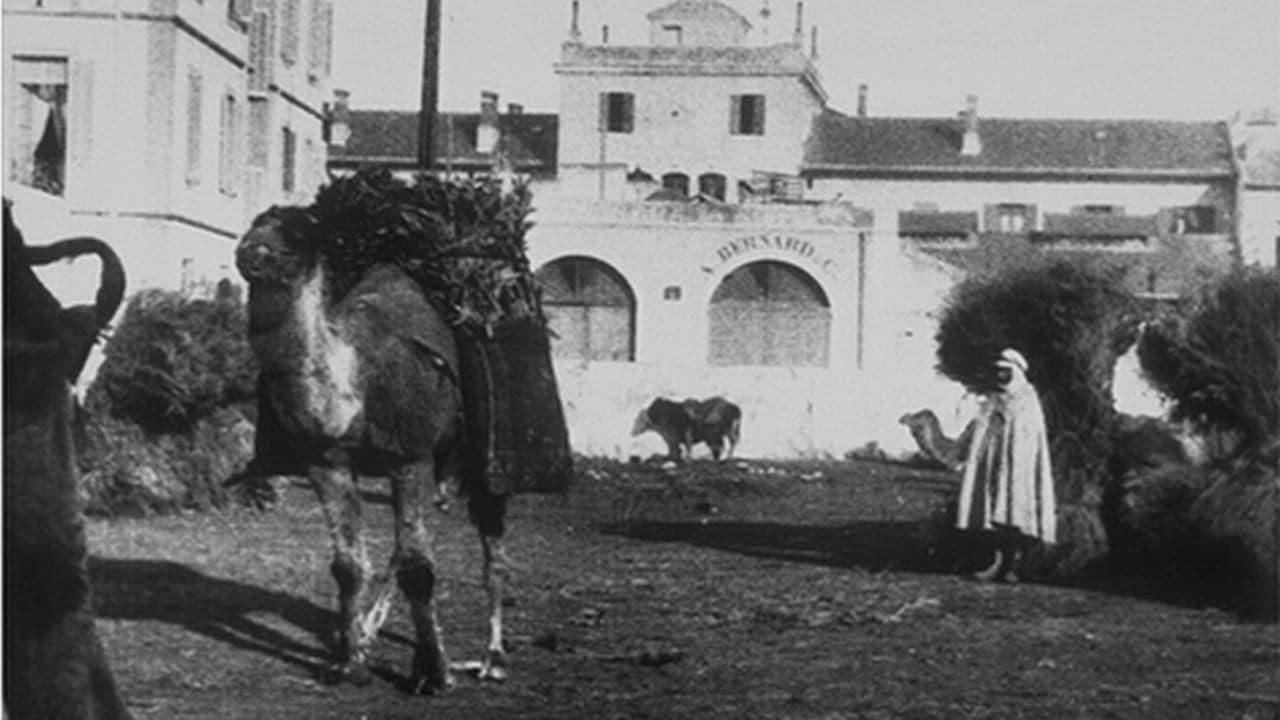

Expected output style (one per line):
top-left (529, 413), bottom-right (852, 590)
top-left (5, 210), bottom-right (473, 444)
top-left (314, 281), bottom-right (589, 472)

top-left (609, 519), bottom-right (997, 577)
top-left (90, 557), bottom-right (338, 674)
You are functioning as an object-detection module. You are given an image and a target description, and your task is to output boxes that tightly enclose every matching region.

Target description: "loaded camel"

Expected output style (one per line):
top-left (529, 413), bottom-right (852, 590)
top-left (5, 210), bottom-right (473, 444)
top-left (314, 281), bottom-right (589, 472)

top-left (3, 200), bottom-right (131, 719)
top-left (235, 172), bottom-right (570, 695)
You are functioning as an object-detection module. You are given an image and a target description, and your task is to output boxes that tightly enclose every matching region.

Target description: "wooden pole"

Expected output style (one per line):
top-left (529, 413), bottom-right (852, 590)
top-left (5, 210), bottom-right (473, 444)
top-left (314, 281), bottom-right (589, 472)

top-left (418, 0), bottom-right (441, 171)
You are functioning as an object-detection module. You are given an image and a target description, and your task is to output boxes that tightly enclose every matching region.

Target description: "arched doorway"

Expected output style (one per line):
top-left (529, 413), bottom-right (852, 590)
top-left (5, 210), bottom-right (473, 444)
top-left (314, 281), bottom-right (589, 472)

top-left (708, 260), bottom-right (831, 366)
top-left (536, 256), bottom-right (636, 362)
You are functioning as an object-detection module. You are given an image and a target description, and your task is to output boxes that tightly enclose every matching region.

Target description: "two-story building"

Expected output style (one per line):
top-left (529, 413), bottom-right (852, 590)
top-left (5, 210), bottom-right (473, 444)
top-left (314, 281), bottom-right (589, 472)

top-left (3, 0), bottom-right (332, 303)
top-left (329, 0), bottom-right (1249, 459)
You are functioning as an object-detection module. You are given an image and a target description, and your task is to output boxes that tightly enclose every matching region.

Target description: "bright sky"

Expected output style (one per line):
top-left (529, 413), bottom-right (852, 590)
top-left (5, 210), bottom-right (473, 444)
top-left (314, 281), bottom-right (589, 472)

top-left (332, 0), bottom-right (1280, 121)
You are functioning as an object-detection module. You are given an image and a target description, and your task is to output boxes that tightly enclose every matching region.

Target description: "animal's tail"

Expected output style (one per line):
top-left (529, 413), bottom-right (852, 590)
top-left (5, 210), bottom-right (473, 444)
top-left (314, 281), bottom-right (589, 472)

top-left (25, 236), bottom-right (127, 328)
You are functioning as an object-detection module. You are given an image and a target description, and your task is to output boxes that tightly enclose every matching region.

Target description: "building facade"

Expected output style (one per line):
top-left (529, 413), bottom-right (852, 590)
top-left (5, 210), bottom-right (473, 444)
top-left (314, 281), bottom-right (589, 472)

top-left (3, 0), bottom-right (332, 303)
top-left (330, 0), bottom-right (1251, 459)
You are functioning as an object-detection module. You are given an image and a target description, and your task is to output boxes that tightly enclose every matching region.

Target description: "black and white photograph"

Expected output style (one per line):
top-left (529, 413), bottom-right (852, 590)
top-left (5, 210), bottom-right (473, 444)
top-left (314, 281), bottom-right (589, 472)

top-left (3, 0), bottom-right (1278, 717)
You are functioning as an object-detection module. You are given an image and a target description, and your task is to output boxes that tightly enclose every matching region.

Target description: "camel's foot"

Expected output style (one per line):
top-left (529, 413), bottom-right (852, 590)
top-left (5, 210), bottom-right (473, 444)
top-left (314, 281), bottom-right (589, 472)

top-left (409, 649), bottom-right (454, 695)
top-left (322, 659), bottom-right (373, 686)
top-left (449, 652), bottom-right (509, 682)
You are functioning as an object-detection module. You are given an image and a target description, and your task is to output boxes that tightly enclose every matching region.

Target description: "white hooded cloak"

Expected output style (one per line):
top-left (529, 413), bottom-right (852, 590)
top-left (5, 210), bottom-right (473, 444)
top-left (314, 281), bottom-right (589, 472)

top-left (956, 350), bottom-right (1057, 543)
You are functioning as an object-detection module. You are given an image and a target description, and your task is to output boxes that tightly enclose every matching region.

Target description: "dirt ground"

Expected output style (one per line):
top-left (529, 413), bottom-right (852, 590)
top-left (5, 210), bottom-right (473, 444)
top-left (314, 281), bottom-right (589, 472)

top-left (87, 457), bottom-right (1278, 720)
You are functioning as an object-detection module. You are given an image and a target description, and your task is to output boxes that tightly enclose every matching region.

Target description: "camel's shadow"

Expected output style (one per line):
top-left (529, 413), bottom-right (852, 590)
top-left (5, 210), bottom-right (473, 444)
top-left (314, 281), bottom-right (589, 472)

top-left (90, 558), bottom-right (352, 676)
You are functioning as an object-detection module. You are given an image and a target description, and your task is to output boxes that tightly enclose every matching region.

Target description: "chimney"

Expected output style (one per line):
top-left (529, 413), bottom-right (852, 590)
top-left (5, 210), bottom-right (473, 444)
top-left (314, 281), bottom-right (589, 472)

top-left (793, 1), bottom-right (804, 45)
top-left (856, 84), bottom-right (868, 118)
top-left (568, 0), bottom-right (582, 43)
top-left (477, 90), bottom-right (500, 154)
top-left (327, 88), bottom-right (351, 148)
top-left (507, 102), bottom-right (524, 115)
top-left (602, 24), bottom-right (609, 44)
top-left (961, 94), bottom-right (981, 156)
top-left (810, 25), bottom-right (818, 59)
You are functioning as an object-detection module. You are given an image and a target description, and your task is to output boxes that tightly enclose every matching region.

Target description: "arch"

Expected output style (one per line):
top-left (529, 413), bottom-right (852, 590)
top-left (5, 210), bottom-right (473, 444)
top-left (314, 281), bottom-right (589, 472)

top-left (535, 255), bottom-right (636, 362)
top-left (661, 172), bottom-right (689, 198)
top-left (708, 260), bottom-right (831, 367)
top-left (698, 172), bottom-right (727, 201)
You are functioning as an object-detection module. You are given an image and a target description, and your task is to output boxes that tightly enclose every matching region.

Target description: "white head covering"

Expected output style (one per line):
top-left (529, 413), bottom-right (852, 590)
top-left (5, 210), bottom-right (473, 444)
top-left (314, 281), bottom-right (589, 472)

top-left (996, 348), bottom-right (1029, 374)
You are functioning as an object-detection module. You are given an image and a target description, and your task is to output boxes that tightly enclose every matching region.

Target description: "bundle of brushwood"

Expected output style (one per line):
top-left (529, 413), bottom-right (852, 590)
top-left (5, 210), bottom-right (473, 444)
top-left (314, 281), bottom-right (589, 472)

top-left (305, 167), bottom-right (540, 337)
top-left (298, 168), bottom-right (572, 494)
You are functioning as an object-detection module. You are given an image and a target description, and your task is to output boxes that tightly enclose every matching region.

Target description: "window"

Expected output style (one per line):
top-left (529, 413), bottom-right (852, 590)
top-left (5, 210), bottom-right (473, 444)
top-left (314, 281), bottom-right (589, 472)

top-left (248, 9), bottom-right (274, 92)
top-left (730, 94), bottom-right (765, 135)
top-left (280, 0), bottom-right (300, 66)
top-left (228, 0), bottom-right (251, 28)
top-left (662, 24), bottom-right (683, 45)
top-left (709, 261), bottom-right (830, 367)
top-left (307, 0), bottom-right (333, 81)
top-left (989, 203), bottom-right (1034, 233)
top-left (698, 173), bottom-right (727, 201)
top-left (9, 56), bottom-right (69, 196)
top-left (247, 96), bottom-right (270, 168)
top-left (218, 92), bottom-right (239, 195)
top-left (1171, 205), bottom-right (1217, 234)
top-left (281, 126), bottom-right (296, 192)
top-left (536, 257), bottom-right (636, 362)
top-left (186, 68), bottom-right (203, 186)
top-left (661, 172), bottom-right (689, 197)
top-left (600, 92), bottom-right (634, 133)
top-left (1078, 204), bottom-right (1122, 215)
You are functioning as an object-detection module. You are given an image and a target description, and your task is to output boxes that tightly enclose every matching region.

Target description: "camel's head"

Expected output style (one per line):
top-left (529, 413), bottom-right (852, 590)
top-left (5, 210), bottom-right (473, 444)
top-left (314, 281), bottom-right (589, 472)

top-left (236, 206), bottom-right (319, 287)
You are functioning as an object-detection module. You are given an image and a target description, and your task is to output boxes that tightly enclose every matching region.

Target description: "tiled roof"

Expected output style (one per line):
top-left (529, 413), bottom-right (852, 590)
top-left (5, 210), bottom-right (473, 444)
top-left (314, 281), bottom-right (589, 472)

top-left (1042, 213), bottom-right (1159, 237)
top-left (803, 110), bottom-right (1235, 178)
top-left (898, 210), bottom-right (978, 236)
top-left (329, 110), bottom-right (559, 175)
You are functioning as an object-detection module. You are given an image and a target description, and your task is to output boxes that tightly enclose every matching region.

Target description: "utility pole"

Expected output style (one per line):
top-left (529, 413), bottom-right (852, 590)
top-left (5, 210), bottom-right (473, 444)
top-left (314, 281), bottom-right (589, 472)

top-left (418, 0), bottom-right (442, 171)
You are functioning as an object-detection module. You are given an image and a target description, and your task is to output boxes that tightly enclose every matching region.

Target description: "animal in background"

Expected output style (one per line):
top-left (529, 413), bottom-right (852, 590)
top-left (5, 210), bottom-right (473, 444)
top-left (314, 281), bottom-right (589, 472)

top-left (898, 409), bottom-right (974, 472)
top-left (632, 395), bottom-right (742, 461)
top-left (4, 200), bottom-right (132, 720)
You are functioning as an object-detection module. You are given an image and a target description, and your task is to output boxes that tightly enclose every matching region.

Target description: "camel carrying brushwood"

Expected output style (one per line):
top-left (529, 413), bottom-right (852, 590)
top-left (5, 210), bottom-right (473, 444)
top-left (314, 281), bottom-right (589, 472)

top-left (235, 169), bottom-right (572, 694)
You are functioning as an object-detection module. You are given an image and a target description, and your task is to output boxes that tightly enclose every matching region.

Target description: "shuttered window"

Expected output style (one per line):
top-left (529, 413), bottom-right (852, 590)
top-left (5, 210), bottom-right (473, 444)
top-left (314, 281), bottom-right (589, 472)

top-left (248, 9), bottom-right (274, 92)
top-left (730, 94), bottom-right (765, 135)
top-left (599, 92), bottom-right (634, 133)
top-left (185, 68), bottom-right (203, 186)
top-left (709, 261), bottom-right (830, 367)
top-left (281, 126), bottom-right (296, 192)
top-left (218, 92), bottom-right (240, 195)
top-left (280, 0), bottom-right (300, 66)
top-left (536, 257), bottom-right (636, 363)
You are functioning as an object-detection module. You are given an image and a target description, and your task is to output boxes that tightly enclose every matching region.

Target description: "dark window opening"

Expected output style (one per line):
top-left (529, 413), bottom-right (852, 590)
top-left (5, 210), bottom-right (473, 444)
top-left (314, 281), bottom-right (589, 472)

top-left (601, 92), bottom-right (634, 133)
top-left (698, 172), bottom-right (726, 201)
top-left (661, 172), bottom-right (689, 197)
top-left (730, 94), bottom-right (765, 135)
top-left (1171, 205), bottom-right (1217, 234)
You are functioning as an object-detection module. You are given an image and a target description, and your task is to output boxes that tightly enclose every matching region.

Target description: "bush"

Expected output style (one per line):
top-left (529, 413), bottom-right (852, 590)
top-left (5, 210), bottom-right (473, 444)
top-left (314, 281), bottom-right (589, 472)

top-left (86, 281), bottom-right (256, 432)
top-left (80, 283), bottom-right (257, 514)
top-left (1138, 267), bottom-right (1280, 460)
top-left (935, 259), bottom-right (1141, 573)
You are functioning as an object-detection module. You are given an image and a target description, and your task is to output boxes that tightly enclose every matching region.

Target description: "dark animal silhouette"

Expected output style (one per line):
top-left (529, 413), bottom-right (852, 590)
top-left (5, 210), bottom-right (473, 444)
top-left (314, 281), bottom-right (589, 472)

top-left (236, 207), bottom-right (513, 693)
top-left (3, 200), bottom-right (130, 720)
top-left (632, 396), bottom-right (742, 460)
top-left (898, 409), bottom-right (975, 472)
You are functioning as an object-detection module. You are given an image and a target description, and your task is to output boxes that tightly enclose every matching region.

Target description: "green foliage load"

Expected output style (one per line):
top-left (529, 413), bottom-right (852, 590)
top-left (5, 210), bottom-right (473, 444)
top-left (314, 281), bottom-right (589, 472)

top-left (1138, 267), bottom-right (1280, 460)
top-left (302, 168), bottom-right (540, 335)
top-left (934, 259), bottom-right (1141, 572)
top-left (86, 283), bottom-right (256, 432)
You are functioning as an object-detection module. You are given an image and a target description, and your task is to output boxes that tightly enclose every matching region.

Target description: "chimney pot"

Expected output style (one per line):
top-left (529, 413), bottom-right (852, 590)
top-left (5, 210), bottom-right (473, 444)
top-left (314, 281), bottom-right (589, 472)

top-left (328, 88), bottom-right (351, 147)
top-left (857, 84), bottom-right (868, 118)
top-left (508, 102), bottom-right (524, 115)
top-left (602, 24), bottom-right (609, 44)
top-left (961, 94), bottom-right (981, 156)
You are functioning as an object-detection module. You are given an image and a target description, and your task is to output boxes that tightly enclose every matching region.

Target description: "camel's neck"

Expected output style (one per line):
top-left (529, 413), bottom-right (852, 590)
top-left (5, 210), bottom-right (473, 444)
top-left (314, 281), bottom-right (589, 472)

top-left (250, 265), bottom-right (362, 438)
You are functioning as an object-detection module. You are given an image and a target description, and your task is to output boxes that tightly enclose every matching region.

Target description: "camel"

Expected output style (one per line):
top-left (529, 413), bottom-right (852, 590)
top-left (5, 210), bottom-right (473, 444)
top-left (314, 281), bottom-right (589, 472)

top-left (898, 409), bottom-right (975, 472)
top-left (4, 200), bottom-right (131, 719)
top-left (236, 194), bottom-right (571, 694)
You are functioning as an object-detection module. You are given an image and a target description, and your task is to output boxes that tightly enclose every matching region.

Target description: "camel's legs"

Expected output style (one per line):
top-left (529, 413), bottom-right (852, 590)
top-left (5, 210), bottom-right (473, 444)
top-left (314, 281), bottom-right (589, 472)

top-left (389, 461), bottom-right (452, 695)
top-left (469, 489), bottom-right (510, 681)
top-left (310, 463), bottom-right (375, 685)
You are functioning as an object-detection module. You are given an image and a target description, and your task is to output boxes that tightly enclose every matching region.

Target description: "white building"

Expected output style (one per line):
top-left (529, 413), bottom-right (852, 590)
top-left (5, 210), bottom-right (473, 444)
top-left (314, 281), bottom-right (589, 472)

top-left (3, 0), bottom-right (333, 302)
top-left (330, 0), bottom-right (1244, 459)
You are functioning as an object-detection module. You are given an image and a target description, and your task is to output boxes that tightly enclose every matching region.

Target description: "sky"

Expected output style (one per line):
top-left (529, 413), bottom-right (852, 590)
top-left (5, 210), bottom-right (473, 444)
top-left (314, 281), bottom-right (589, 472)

top-left (332, 0), bottom-right (1280, 121)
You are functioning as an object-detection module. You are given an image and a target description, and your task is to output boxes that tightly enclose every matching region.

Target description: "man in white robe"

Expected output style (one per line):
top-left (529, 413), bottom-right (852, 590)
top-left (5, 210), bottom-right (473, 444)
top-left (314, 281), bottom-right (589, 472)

top-left (956, 348), bottom-right (1057, 582)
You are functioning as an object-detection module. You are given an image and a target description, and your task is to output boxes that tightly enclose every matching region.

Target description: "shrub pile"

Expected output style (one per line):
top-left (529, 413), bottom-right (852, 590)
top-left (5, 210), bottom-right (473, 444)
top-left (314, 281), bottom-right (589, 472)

top-left (935, 259), bottom-right (1141, 574)
top-left (1127, 267), bottom-right (1279, 618)
top-left (80, 282), bottom-right (257, 515)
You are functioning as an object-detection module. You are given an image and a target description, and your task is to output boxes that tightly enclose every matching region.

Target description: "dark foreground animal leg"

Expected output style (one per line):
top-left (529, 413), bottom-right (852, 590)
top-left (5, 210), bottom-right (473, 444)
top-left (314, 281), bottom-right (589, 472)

top-left (6, 608), bottom-right (133, 720)
top-left (390, 462), bottom-right (452, 695)
top-left (471, 489), bottom-right (511, 682)
top-left (310, 464), bottom-right (375, 685)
